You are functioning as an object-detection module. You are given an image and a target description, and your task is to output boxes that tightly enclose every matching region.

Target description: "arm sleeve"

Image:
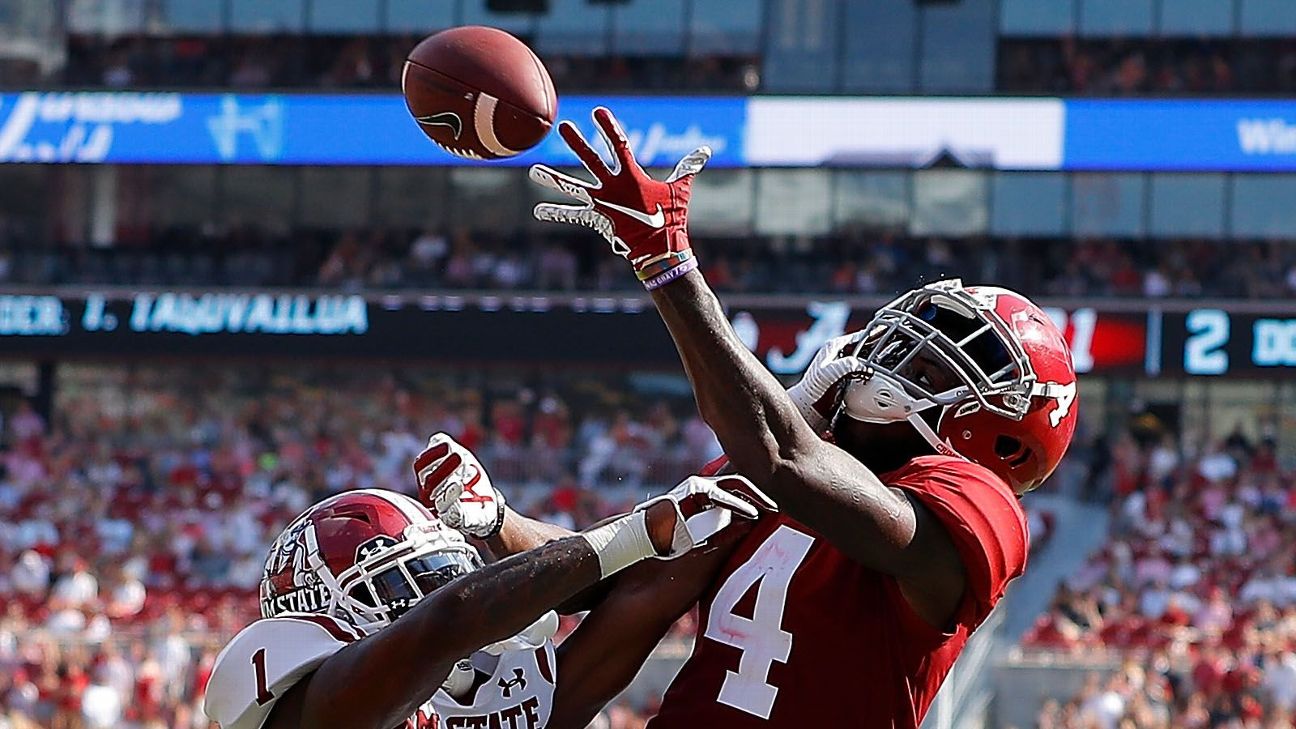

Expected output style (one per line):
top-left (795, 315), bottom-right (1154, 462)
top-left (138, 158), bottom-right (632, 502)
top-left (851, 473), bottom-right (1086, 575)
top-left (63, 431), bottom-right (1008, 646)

top-left (202, 615), bottom-right (361, 729)
top-left (892, 457), bottom-right (1029, 624)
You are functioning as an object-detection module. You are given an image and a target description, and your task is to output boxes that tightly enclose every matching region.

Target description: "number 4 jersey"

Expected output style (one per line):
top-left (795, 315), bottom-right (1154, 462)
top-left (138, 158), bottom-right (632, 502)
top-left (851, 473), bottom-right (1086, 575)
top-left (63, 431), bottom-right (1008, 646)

top-left (648, 454), bottom-right (1028, 729)
top-left (203, 614), bottom-right (557, 729)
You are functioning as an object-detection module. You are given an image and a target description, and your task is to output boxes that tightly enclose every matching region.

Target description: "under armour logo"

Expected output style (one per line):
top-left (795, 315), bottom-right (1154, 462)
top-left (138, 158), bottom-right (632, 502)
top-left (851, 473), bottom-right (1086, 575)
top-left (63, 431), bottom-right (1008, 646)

top-left (355, 535), bottom-right (398, 562)
top-left (498, 669), bottom-right (527, 698)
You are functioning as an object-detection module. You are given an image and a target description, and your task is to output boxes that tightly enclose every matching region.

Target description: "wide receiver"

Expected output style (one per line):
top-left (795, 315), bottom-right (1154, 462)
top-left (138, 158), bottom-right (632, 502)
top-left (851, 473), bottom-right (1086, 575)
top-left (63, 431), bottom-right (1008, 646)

top-left (201, 464), bottom-right (760, 729)
top-left (518, 107), bottom-right (1080, 727)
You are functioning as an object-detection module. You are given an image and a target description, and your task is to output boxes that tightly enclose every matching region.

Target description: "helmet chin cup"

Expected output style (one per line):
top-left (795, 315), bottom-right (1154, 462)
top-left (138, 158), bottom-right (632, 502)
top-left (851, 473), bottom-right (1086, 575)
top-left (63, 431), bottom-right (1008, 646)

top-left (841, 372), bottom-right (925, 424)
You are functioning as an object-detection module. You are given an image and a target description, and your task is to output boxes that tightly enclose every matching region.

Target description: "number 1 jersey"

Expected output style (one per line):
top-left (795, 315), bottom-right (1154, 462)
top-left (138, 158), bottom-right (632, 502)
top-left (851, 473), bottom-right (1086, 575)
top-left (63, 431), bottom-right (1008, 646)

top-left (648, 455), bottom-right (1028, 729)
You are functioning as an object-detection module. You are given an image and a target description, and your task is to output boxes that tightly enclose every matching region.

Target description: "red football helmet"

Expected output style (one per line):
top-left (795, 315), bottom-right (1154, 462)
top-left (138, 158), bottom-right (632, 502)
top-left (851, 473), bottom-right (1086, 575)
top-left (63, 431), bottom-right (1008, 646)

top-left (837, 279), bottom-right (1078, 494)
top-left (259, 489), bottom-right (482, 635)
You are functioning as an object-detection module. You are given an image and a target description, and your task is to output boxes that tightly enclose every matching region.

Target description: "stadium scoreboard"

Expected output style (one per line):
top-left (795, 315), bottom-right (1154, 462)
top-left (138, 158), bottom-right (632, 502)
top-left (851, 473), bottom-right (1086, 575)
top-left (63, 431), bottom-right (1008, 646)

top-left (0, 292), bottom-right (1289, 378)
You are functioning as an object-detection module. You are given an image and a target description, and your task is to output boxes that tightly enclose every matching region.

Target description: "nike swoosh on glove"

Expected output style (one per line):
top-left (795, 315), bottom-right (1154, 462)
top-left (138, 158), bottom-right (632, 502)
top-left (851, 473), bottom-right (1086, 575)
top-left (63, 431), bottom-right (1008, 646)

top-left (530, 106), bottom-right (710, 288)
top-left (413, 433), bottom-right (506, 539)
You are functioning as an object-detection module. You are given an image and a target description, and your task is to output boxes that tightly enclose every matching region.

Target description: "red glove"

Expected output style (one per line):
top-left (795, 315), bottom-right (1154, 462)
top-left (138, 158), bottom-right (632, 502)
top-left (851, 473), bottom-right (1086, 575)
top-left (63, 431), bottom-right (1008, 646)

top-left (530, 106), bottom-right (710, 289)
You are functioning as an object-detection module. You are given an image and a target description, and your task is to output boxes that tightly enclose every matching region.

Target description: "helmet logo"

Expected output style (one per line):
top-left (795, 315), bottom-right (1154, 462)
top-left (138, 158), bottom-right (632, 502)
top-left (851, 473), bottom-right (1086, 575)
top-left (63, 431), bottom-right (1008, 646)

top-left (1044, 381), bottom-right (1077, 427)
top-left (268, 583), bottom-right (332, 615)
top-left (266, 517), bottom-right (319, 590)
top-left (356, 535), bottom-right (400, 562)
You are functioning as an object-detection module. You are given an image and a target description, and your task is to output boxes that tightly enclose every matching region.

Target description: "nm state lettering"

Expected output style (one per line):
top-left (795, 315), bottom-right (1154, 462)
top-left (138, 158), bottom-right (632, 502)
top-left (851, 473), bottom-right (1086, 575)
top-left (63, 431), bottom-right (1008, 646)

top-left (129, 292), bottom-right (368, 335)
top-left (436, 696), bottom-right (542, 729)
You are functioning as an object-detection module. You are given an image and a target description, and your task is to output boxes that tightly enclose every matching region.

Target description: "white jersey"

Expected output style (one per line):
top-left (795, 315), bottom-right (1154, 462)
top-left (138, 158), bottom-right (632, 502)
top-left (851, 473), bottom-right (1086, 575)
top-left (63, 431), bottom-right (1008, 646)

top-left (203, 614), bottom-right (557, 729)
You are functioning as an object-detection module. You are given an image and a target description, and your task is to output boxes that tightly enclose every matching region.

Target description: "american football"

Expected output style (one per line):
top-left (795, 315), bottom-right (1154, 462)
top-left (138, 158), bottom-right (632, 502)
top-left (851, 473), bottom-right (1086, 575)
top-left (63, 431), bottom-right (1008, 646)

top-left (402, 25), bottom-right (556, 160)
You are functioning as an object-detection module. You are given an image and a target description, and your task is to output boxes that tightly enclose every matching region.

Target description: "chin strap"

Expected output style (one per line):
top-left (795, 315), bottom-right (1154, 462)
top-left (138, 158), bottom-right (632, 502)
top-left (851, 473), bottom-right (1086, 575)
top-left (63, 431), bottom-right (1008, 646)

top-left (837, 374), bottom-right (965, 462)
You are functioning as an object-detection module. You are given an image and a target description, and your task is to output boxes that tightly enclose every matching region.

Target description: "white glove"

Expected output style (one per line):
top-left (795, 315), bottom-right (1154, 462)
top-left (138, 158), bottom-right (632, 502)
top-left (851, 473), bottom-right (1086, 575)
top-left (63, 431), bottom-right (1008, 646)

top-left (580, 474), bottom-right (769, 579)
top-left (786, 331), bottom-right (871, 433)
top-left (413, 433), bottom-right (506, 539)
top-left (634, 475), bottom-right (770, 560)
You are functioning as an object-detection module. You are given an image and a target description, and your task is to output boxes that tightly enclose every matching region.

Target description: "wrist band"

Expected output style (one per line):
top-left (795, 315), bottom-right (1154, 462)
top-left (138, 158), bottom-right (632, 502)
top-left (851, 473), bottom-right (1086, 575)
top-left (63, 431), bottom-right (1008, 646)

top-left (642, 256), bottom-right (700, 291)
top-left (635, 249), bottom-right (694, 281)
top-left (579, 511), bottom-right (657, 578)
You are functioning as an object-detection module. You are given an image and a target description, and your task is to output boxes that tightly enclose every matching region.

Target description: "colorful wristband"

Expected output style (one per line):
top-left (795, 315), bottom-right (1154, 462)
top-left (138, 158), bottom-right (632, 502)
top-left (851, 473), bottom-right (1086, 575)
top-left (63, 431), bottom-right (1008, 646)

top-left (635, 249), bottom-right (695, 281)
top-left (642, 255), bottom-right (700, 291)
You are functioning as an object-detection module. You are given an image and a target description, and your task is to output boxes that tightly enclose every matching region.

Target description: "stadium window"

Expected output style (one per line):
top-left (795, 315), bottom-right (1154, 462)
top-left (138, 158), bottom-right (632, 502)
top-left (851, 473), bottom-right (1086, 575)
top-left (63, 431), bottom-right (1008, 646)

top-left (374, 168), bottom-right (450, 229)
top-left (990, 173), bottom-right (1068, 237)
top-left (1148, 174), bottom-right (1226, 239)
top-left (533, 0), bottom-right (610, 56)
top-left (229, 0), bottom-right (304, 33)
top-left (1070, 173), bottom-right (1146, 238)
top-left (911, 170), bottom-right (989, 237)
top-left (755, 170), bottom-right (832, 235)
top-left (1230, 175), bottom-right (1296, 238)
top-left (688, 0), bottom-right (762, 56)
top-left (219, 167), bottom-right (296, 229)
top-left (690, 169), bottom-right (756, 235)
top-left (0, 165), bottom-right (56, 237)
top-left (157, 0), bottom-right (224, 33)
top-left (1157, 0), bottom-right (1235, 36)
top-left (299, 168), bottom-right (374, 228)
top-left (66, 0), bottom-right (145, 35)
top-left (999, 0), bottom-right (1075, 36)
top-left (461, 0), bottom-right (538, 34)
top-left (918, 0), bottom-right (996, 93)
top-left (308, 0), bottom-right (380, 33)
top-left (762, 0), bottom-right (842, 92)
top-left (128, 166), bottom-right (218, 230)
top-left (448, 168), bottom-right (528, 233)
top-left (1239, 0), bottom-right (1296, 36)
top-left (384, 0), bottom-right (459, 34)
top-left (833, 171), bottom-right (911, 231)
top-left (1079, 0), bottom-right (1153, 37)
top-left (841, 0), bottom-right (918, 93)
top-left (613, 0), bottom-right (686, 55)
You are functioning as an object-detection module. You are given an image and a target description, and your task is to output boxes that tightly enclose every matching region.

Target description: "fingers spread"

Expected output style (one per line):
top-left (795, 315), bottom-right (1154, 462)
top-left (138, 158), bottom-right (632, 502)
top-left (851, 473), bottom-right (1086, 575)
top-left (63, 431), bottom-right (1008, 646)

top-left (665, 145), bottom-right (712, 183)
top-left (528, 164), bottom-right (594, 202)
top-left (558, 120), bottom-right (611, 180)
top-left (592, 107), bottom-right (639, 175)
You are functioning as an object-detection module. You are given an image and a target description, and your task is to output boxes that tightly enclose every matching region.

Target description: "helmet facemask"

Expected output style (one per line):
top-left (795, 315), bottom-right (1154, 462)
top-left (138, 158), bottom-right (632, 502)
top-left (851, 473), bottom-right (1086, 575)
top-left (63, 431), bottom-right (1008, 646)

top-left (331, 522), bottom-right (483, 635)
top-left (833, 280), bottom-right (1037, 456)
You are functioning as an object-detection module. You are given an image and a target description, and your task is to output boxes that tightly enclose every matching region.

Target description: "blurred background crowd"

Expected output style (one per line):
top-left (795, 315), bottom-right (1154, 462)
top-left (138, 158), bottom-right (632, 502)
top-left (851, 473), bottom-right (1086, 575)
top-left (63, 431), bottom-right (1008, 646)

top-left (7, 229), bottom-right (1296, 300)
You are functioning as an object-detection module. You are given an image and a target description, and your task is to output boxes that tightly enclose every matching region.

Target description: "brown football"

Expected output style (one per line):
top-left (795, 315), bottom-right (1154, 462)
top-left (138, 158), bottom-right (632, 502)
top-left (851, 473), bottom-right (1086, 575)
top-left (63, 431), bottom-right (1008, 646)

top-left (402, 26), bottom-right (557, 160)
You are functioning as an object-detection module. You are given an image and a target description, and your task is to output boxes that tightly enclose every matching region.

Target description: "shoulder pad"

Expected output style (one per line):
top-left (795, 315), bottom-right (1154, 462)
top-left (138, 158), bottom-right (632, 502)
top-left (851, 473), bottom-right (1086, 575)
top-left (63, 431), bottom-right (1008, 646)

top-left (203, 615), bottom-right (361, 729)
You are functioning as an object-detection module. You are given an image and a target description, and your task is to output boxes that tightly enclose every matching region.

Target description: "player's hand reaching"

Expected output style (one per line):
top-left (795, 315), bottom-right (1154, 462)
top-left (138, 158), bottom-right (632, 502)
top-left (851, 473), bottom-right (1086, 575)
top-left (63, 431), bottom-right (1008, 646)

top-left (787, 330), bottom-right (872, 434)
top-left (529, 106), bottom-right (710, 291)
top-left (412, 433), bottom-right (506, 539)
top-left (637, 475), bottom-right (768, 559)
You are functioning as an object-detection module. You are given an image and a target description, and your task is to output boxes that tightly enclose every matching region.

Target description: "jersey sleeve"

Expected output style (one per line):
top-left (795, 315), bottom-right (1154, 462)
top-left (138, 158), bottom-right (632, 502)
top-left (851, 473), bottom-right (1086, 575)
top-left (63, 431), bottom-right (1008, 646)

top-left (889, 456), bottom-right (1029, 623)
top-left (202, 614), bottom-right (362, 729)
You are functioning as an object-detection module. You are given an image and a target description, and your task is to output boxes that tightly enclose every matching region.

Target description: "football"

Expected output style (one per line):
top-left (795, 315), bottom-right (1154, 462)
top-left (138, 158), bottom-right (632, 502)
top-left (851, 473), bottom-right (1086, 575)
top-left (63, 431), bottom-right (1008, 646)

top-left (402, 26), bottom-right (557, 160)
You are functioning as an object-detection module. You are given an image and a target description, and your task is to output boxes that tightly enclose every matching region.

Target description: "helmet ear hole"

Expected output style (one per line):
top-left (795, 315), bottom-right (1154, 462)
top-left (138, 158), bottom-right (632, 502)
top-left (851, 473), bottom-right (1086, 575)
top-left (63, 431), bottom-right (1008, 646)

top-left (994, 435), bottom-right (1031, 468)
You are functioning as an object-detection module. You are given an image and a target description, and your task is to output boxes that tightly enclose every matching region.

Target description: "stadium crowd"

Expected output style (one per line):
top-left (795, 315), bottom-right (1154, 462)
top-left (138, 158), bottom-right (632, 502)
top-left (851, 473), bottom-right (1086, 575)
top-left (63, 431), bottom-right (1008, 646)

top-left (1023, 425), bottom-right (1296, 728)
top-left (999, 39), bottom-right (1296, 95)
top-left (0, 365), bottom-right (725, 727)
top-left (6, 229), bottom-right (1296, 300)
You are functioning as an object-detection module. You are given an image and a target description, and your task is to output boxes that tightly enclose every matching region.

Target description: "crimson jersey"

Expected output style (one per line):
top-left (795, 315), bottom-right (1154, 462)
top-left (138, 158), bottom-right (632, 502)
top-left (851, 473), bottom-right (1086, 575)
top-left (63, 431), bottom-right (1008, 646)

top-left (649, 455), bottom-right (1027, 729)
